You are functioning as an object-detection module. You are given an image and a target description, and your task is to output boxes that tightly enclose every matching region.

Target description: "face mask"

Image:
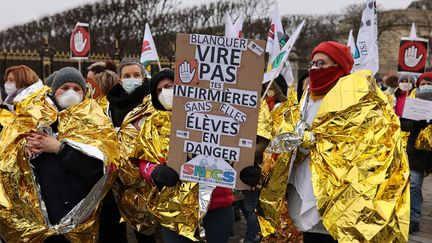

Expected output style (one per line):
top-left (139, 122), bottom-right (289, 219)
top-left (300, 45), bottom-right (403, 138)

top-left (416, 85), bottom-right (432, 101)
top-left (57, 89), bottom-right (83, 109)
top-left (122, 78), bottom-right (142, 94)
top-left (158, 87), bottom-right (174, 110)
top-left (399, 83), bottom-right (412, 92)
top-left (309, 66), bottom-right (345, 96)
top-left (4, 81), bottom-right (17, 96)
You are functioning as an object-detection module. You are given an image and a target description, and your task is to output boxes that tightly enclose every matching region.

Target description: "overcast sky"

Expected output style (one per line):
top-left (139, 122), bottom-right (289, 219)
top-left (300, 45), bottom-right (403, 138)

top-left (0, 0), bottom-right (413, 31)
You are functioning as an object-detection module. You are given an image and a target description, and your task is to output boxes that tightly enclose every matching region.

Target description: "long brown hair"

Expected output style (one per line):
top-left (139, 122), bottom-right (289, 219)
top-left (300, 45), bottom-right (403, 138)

top-left (4, 65), bottom-right (39, 89)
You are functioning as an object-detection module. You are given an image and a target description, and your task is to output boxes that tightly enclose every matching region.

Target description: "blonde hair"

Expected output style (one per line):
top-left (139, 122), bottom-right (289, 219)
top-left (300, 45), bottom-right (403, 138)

top-left (94, 70), bottom-right (118, 96)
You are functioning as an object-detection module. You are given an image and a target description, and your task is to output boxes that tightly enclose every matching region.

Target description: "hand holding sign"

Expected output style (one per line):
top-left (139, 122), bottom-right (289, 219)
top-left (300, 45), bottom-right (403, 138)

top-left (179, 61), bottom-right (196, 84)
top-left (404, 46), bottom-right (423, 68)
top-left (74, 31), bottom-right (88, 53)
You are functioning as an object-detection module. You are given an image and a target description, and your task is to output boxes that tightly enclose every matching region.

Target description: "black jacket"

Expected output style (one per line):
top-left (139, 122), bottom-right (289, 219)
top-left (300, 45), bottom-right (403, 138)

top-left (107, 81), bottom-right (150, 127)
top-left (400, 118), bottom-right (432, 174)
top-left (31, 143), bottom-right (104, 225)
top-left (0, 82), bottom-right (6, 102)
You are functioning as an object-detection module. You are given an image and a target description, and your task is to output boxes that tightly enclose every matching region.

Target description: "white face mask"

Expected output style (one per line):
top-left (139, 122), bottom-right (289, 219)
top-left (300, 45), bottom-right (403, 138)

top-left (57, 89), bottom-right (83, 109)
top-left (399, 82), bottom-right (412, 92)
top-left (121, 78), bottom-right (142, 94)
top-left (158, 87), bottom-right (174, 110)
top-left (4, 81), bottom-right (17, 96)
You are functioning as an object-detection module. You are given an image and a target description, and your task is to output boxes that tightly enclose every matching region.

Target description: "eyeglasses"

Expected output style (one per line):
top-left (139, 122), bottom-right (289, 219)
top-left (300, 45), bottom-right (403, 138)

top-left (309, 60), bottom-right (326, 69)
top-left (308, 59), bottom-right (337, 69)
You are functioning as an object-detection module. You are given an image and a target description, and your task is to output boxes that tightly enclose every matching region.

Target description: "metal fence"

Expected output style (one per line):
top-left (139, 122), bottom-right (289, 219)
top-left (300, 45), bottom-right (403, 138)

top-left (0, 39), bottom-right (175, 81)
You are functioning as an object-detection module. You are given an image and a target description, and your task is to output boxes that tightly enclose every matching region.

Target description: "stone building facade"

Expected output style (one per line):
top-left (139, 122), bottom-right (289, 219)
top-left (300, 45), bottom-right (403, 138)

top-left (379, 0), bottom-right (432, 76)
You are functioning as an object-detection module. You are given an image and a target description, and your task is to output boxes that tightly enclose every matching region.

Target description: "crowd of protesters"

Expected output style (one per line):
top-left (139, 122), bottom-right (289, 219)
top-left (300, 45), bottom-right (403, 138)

top-left (0, 39), bottom-right (430, 243)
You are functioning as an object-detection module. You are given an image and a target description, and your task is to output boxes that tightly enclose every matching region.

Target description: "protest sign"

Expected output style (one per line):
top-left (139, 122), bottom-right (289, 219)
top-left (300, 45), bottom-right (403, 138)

top-left (70, 22), bottom-right (90, 59)
top-left (398, 38), bottom-right (428, 74)
top-left (402, 97), bottom-right (432, 121)
top-left (168, 34), bottom-right (265, 189)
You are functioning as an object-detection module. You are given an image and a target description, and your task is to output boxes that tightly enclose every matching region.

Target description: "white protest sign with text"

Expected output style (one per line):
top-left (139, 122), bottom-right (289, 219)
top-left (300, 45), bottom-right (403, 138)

top-left (402, 97), bottom-right (432, 121)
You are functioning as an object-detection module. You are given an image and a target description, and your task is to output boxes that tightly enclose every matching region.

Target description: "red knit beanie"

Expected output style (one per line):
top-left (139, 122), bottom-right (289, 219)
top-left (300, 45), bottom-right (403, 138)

top-left (416, 72), bottom-right (432, 87)
top-left (311, 41), bottom-right (354, 75)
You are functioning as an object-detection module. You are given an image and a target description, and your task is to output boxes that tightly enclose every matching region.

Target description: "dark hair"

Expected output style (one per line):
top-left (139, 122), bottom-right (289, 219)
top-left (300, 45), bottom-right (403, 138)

top-left (88, 60), bottom-right (117, 76)
top-left (384, 75), bottom-right (398, 89)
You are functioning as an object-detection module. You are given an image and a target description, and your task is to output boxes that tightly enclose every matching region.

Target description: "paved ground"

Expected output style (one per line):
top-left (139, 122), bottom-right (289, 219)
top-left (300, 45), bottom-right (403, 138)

top-left (409, 175), bottom-right (432, 243)
top-left (127, 175), bottom-right (432, 243)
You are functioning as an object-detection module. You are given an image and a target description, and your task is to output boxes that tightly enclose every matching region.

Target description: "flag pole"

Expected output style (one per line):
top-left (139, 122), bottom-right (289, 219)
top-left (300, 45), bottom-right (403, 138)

top-left (261, 78), bottom-right (275, 102)
top-left (157, 59), bottom-right (162, 71)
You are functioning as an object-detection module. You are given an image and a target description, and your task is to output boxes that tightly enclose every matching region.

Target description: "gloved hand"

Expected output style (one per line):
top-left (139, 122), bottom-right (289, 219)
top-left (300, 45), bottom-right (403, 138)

top-left (240, 165), bottom-right (261, 187)
top-left (267, 132), bottom-right (302, 153)
top-left (295, 120), bottom-right (315, 151)
top-left (267, 120), bottom-right (315, 154)
top-left (151, 164), bottom-right (180, 188)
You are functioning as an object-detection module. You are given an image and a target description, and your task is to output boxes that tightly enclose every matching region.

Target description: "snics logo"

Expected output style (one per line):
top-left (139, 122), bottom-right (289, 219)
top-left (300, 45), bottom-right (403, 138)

top-left (182, 164), bottom-right (235, 182)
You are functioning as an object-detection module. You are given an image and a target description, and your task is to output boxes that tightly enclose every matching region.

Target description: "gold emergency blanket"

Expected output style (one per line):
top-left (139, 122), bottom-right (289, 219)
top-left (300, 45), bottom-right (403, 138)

top-left (270, 86), bottom-right (298, 137)
top-left (415, 124), bottom-right (432, 151)
top-left (114, 96), bottom-right (160, 233)
top-left (258, 85), bottom-right (302, 242)
top-left (130, 109), bottom-right (200, 241)
top-left (257, 100), bottom-right (273, 140)
top-left (0, 108), bottom-right (14, 130)
top-left (0, 87), bottom-right (120, 243)
top-left (96, 96), bottom-right (109, 114)
top-left (259, 71), bottom-right (410, 242)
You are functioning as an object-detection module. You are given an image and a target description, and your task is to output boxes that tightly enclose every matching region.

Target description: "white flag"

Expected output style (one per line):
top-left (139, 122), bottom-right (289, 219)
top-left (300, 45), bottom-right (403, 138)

top-left (266, 1), bottom-right (284, 64)
top-left (347, 30), bottom-right (358, 58)
top-left (233, 14), bottom-right (245, 38)
top-left (410, 23), bottom-right (417, 38)
top-left (224, 15), bottom-right (236, 38)
top-left (353, 0), bottom-right (379, 75)
top-left (140, 23), bottom-right (160, 67)
top-left (280, 62), bottom-right (295, 86)
top-left (225, 14), bottom-right (245, 38)
top-left (263, 20), bottom-right (305, 83)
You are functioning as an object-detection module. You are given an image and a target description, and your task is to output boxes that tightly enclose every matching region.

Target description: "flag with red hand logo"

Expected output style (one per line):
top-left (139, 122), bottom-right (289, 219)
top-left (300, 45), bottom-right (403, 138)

top-left (140, 23), bottom-right (160, 67)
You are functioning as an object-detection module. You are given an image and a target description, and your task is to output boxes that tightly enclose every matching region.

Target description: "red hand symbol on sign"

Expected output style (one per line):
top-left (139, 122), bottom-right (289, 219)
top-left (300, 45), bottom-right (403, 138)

top-left (404, 46), bottom-right (424, 68)
top-left (74, 31), bottom-right (87, 53)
